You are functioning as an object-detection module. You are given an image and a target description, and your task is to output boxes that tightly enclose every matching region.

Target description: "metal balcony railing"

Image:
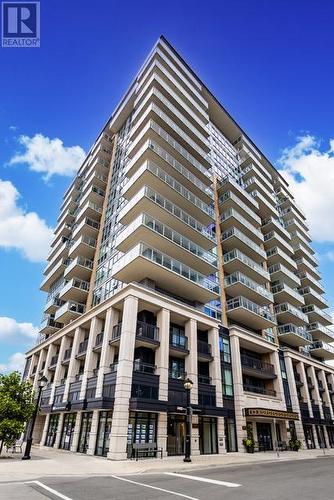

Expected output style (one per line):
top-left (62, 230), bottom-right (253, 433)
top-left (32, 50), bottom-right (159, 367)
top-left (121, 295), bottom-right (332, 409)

top-left (133, 361), bottom-right (156, 374)
top-left (243, 384), bottom-right (276, 397)
top-left (241, 354), bottom-right (275, 375)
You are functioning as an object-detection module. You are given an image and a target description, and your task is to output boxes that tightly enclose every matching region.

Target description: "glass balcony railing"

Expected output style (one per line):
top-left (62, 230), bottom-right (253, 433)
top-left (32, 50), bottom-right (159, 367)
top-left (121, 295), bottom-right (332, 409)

top-left (278, 324), bottom-right (312, 342)
top-left (274, 303), bottom-right (308, 322)
top-left (271, 283), bottom-right (303, 303)
top-left (306, 323), bottom-right (334, 340)
top-left (296, 271), bottom-right (324, 291)
top-left (302, 305), bottom-right (332, 323)
top-left (224, 271), bottom-right (272, 301)
top-left (309, 341), bottom-right (334, 355)
top-left (226, 296), bottom-right (275, 323)
top-left (220, 208), bottom-right (263, 240)
top-left (170, 334), bottom-right (188, 350)
top-left (298, 287), bottom-right (328, 306)
top-left (268, 262), bottom-right (299, 284)
top-left (133, 360), bottom-right (156, 374)
top-left (219, 175), bottom-right (258, 208)
top-left (221, 227), bottom-right (266, 258)
top-left (219, 190), bottom-right (261, 225)
top-left (223, 249), bottom-right (269, 279)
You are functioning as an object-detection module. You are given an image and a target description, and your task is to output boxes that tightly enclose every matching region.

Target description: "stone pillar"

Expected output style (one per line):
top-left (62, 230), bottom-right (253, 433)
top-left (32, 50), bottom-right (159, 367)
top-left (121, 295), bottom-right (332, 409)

top-left (217, 416), bottom-right (226, 454)
top-left (284, 355), bottom-right (305, 445)
top-left (108, 295), bottom-right (138, 460)
top-left (191, 414), bottom-right (200, 456)
top-left (63, 327), bottom-right (84, 402)
top-left (27, 353), bottom-right (38, 380)
top-left (299, 362), bottom-right (314, 418)
top-left (96, 307), bottom-right (118, 398)
top-left (320, 370), bottom-right (334, 419)
top-left (70, 411), bottom-right (82, 452)
top-left (270, 350), bottom-right (285, 405)
top-left (49, 337), bottom-right (68, 404)
top-left (156, 308), bottom-right (170, 401)
top-left (40, 413), bottom-right (51, 447)
top-left (33, 349), bottom-right (46, 390)
top-left (185, 319), bottom-right (198, 405)
top-left (86, 409), bottom-right (100, 455)
top-left (157, 412), bottom-right (168, 456)
top-left (209, 327), bottom-right (223, 407)
top-left (309, 366), bottom-right (324, 419)
top-left (80, 318), bottom-right (103, 400)
top-left (229, 333), bottom-right (245, 451)
top-left (329, 373), bottom-right (334, 415)
top-left (54, 413), bottom-right (64, 449)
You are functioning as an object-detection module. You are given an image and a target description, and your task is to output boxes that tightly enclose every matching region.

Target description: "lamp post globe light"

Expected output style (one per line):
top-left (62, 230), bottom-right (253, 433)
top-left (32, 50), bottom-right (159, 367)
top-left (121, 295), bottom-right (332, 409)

top-left (22, 375), bottom-right (48, 460)
top-left (183, 378), bottom-right (193, 463)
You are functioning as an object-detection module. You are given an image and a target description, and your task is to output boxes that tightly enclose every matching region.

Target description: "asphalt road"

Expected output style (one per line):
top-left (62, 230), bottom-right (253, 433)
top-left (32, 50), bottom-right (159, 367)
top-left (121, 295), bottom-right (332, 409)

top-left (1, 456), bottom-right (334, 500)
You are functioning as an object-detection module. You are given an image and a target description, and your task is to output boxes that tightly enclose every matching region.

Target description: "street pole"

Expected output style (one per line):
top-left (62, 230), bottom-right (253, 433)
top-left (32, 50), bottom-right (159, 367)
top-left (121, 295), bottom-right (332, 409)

top-left (183, 378), bottom-right (193, 463)
top-left (22, 376), bottom-right (48, 460)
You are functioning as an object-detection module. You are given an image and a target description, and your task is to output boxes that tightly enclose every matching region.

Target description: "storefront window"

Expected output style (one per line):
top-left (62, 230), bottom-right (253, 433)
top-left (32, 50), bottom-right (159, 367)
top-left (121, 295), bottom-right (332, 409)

top-left (78, 412), bottom-right (93, 453)
top-left (45, 414), bottom-right (59, 447)
top-left (95, 411), bottom-right (112, 457)
top-left (127, 412), bottom-right (157, 457)
top-left (59, 413), bottom-right (76, 450)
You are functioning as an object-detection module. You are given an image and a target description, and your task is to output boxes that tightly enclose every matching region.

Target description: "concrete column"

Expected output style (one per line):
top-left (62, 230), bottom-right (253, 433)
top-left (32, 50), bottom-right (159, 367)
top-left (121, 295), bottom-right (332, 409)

top-left (96, 307), bottom-right (118, 398)
top-left (229, 334), bottom-right (245, 451)
top-left (329, 373), bottom-right (334, 414)
top-left (299, 362), bottom-right (314, 418)
top-left (155, 308), bottom-right (170, 401)
top-left (40, 413), bottom-right (51, 447)
top-left (86, 409), bottom-right (100, 455)
top-left (284, 355), bottom-right (305, 445)
top-left (320, 370), bottom-right (334, 419)
top-left (209, 327), bottom-right (223, 407)
top-left (49, 337), bottom-right (68, 404)
top-left (312, 424), bottom-right (321, 449)
top-left (33, 349), bottom-right (46, 390)
top-left (43, 344), bottom-right (54, 378)
top-left (108, 295), bottom-right (138, 460)
top-left (156, 412), bottom-right (168, 456)
top-left (63, 327), bottom-right (84, 402)
top-left (80, 318), bottom-right (103, 400)
top-left (217, 416), bottom-right (226, 454)
top-left (27, 353), bottom-right (38, 380)
top-left (191, 414), bottom-right (200, 456)
top-left (70, 412), bottom-right (82, 452)
top-left (309, 366), bottom-right (324, 419)
top-left (270, 350), bottom-right (285, 405)
top-left (54, 413), bottom-right (64, 449)
top-left (185, 319), bottom-right (198, 405)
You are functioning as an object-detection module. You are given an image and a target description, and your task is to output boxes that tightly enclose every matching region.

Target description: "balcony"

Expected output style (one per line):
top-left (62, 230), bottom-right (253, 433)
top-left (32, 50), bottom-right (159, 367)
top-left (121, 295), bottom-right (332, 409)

top-left (274, 302), bottom-right (308, 326)
top-left (79, 185), bottom-right (105, 208)
top-left (292, 244), bottom-right (318, 267)
top-left (263, 230), bottom-right (294, 256)
top-left (249, 189), bottom-right (279, 218)
top-left (296, 271), bottom-right (324, 294)
top-left (294, 257), bottom-right (321, 281)
top-left (111, 243), bottom-right (220, 304)
top-left (278, 324), bottom-right (313, 347)
top-left (118, 186), bottom-right (216, 250)
top-left (62, 348), bottom-right (72, 364)
top-left (220, 208), bottom-right (263, 243)
top-left (76, 339), bottom-right (88, 358)
top-left (64, 256), bottom-right (93, 280)
top-left (266, 246), bottom-right (297, 272)
top-left (115, 213), bottom-right (217, 275)
top-left (223, 248), bottom-right (269, 282)
top-left (68, 235), bottom-right (96, 259)
top-left (40, 317), bottom-right (63, 335)
top-left (308, 341), bottom-right (334, 360)
top-left (242, 163), bottom-right (273, 193)
top-left (169, 369), bottom-right (187, 380)
top-left (40, 257), bottom-right (67, 292)
top-left (54, 300), bottom-right (86, 323)
top-left (280, 207), bottom-right (308, 231)
top-left (49, 354), bottom-right (59, 370)
top-left (169, 334), bottom-right (189, 356)
top-left (226, 296), bottom-right (276, 329)
top-left (306, 323), bottom-right (334, 343)
top-left (271, 283), bottom-right (305, 307)
top-left (72, 216), bottom-right (100, 241)
top-left (122, 160), bottom-right (214, 225)
top-left (133, 361), bottom-right (156, 374)
top-left (111, 321), bottom-right (160, 347)
top-left (75, 201), bottom-right (102, 224)
top-left (198, 374), bottom-right (212, 385)
top-left (243, 176), bottom-right (275, 204)
top-left (218, 175), bottom-right (259, 211)
top-left (94, 332), bottom-right (104, 350)
top-left (219, 190), bottom-right (261, 226)
top-left (197, 340), bottom-right (212, 361)
top-left (302, 305), bottom-right (332, 326)
top-left (284, 217), bottom-right (309, 239)
top-left (224, 271), bottom-right (273, 305)
top-left (221, 227), bottom-right (266, 262)
top-left (44, 296), bottom-right (65, 315)
top-left (298, 286), bottom-right (328, 309)
top-left (244, 384), bottom-right (276, 397)
top-left (268, 263), bottom-right (301, 288)
top-left (241, 354), bottom-right (276, 379)
top-left (261, 217), bottom-right (291, 240)
top-left (59, 277), bottom-right (89, 302)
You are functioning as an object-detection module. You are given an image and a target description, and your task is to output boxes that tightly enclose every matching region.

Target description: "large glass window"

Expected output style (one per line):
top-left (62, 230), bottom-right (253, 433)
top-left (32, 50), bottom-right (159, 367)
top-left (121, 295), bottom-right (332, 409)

top-left (220, 337), bottom-right (231, 363)
top-left (127, 412), bottom-right (157, 457)
top-left (199, 417), bottom-right (218, 455)
top-left (95, 411), bottom-right (112, 457)
top-left (77, 411), bottom-right (93, 454)
top-left (223, 368), bottom-right (233, 396)
top-left (225, 417), bottom-right (237, 452)
top-left (45, 414), bottom-right (59, 447)
top-left (59, 413), bottom-right (76, 451)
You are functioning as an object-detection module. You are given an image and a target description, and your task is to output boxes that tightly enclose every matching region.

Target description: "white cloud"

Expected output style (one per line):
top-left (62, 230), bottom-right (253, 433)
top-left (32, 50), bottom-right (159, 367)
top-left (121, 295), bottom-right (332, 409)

top-left (0, 179), bottom-right (53, 262)
top-left (9, 125), bottom-right (18, 131)
top-left (0, 316), bottom-right (38, 344)
top-left (0, 352), bottom-right (26, 374)
top-left (9, 133), bottom-right (85, 181)
top-left (277, 135), bottom-right (334, 242)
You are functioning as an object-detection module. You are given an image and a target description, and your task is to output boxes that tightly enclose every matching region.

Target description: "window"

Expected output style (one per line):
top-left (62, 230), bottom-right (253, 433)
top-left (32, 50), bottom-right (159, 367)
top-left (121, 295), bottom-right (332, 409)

top-left (223, 368), bottom-right (233, 396)
top-left (220, 337), bottom-right (231, 363)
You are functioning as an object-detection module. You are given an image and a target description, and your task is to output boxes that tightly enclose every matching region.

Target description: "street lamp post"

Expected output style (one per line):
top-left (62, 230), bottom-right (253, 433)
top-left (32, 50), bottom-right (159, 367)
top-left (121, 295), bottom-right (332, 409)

top-left (183, 378), bottom-right (193, 463)
top-left (22, 375), bottom-right (48, 460)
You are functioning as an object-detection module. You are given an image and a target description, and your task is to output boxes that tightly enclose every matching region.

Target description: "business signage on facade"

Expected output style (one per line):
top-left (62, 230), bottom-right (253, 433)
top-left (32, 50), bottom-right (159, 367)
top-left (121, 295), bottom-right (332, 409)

top-left (245, 408), bottom-right (299, 420)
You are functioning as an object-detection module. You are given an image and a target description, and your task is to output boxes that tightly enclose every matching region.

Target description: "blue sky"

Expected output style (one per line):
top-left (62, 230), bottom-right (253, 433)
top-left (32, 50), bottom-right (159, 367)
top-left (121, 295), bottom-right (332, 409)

top-left (0, 0), bottom-right (334, 371)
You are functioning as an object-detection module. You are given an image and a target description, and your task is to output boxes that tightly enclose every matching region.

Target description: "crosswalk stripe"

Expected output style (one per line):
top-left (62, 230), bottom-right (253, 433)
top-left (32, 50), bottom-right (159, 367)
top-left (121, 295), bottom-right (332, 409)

top-left (164, 472), bottom-right (241, 488)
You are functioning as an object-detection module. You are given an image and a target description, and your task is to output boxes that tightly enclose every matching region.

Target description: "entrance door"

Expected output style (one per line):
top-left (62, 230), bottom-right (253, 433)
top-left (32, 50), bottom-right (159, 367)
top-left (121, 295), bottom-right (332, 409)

top-left (59, 413), bottom-right (76, 450)
top-left (167, 414), bottom-right (185, 456)
top-left (303, 424), bottom-right (315, 449)
top-left (95, 411), bottom-right (112, 457)
top-left (316, 425), bottom-right (327, 448)
top-left (45, 414), bottom-right (59, 447)
top-left (256, 423), bottom-right (273, 451)
top-left (78, 412), bottom-right (93, 454)
top-left (199, 417), bottom-right (218, 454)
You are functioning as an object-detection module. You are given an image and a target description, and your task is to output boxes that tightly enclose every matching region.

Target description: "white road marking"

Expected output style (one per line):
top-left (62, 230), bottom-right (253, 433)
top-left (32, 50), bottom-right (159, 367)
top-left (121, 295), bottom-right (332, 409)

top-left (165, 472), bottom-right (241, 488)
top-left (26, 480), bottom-right (74, 500)
top-left (110, 474), bottom-right (201, 500)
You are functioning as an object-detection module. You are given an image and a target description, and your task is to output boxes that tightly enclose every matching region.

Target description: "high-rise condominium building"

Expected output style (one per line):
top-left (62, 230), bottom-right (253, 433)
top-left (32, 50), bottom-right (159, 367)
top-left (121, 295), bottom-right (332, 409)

top-left (24, 37), bottom-right (334, 459)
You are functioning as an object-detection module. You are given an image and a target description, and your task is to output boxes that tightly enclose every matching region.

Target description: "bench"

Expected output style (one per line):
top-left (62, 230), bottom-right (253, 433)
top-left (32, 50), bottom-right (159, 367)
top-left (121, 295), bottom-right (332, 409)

top-left (132, 443), bottom-right (163, 460)
top-left (6, 439), bottom-right (23, 454)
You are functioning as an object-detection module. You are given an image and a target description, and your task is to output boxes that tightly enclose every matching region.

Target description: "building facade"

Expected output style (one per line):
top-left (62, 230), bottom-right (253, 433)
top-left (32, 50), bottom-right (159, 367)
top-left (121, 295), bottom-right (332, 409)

top-left (24, 36), bottom-right (334, 459)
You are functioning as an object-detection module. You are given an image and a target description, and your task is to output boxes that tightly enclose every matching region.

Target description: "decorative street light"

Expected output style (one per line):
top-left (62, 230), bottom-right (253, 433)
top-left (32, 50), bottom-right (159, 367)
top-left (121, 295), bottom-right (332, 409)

top-left (183, 378), bottom-right (193, 462)
top-left (22, 375), bottom-right (48, 460)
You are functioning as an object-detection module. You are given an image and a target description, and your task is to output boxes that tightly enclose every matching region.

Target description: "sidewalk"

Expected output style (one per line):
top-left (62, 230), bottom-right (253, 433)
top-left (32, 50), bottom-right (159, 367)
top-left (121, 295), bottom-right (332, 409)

top-left (1, 446), bottom-right (333, 483)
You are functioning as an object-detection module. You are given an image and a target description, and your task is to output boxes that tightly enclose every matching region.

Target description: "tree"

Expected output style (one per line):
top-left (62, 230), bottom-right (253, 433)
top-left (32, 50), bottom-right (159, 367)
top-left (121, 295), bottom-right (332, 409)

top-left (0, 372), bottom-right (35, 454)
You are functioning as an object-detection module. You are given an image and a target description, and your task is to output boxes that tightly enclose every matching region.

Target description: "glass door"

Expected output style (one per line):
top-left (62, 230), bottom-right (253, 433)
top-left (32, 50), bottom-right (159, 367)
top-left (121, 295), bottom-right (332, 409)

top-left (256, 422), bottom-right (273, 451)
top-left (167, 414), bottom-right (186, 455)
top-left (59, 413), bottom-right (76, 451)
top-left (45, 414), bottom-right (59, 447)
top-left (225, 417), bottom-right (237, 452)
top-left (78, 412), bottom-right (93, 453)
top-left (199, 417), bottom-right (218, 454)
top-left (95, 411), bottom-right (112, 457)
top-left (303, 424), bottom-right (315, 449)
